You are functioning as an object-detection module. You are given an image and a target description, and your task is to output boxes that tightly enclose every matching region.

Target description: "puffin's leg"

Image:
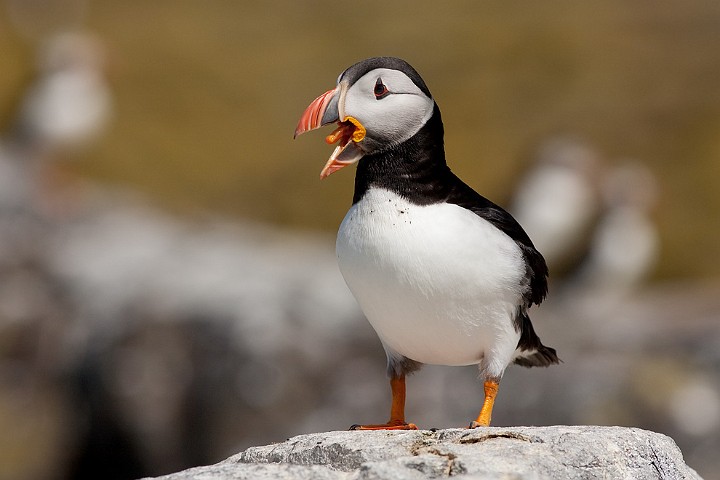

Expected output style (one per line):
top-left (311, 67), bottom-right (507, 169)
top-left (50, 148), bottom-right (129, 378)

top-left (469, 377), bottom-right (500, 428)
top-left (350, 375), bottom-right (418, 430)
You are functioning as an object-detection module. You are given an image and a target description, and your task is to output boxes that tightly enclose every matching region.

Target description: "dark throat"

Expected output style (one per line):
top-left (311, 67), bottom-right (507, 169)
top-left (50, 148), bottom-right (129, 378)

top-left (352, 104), bottom-right (453, 205)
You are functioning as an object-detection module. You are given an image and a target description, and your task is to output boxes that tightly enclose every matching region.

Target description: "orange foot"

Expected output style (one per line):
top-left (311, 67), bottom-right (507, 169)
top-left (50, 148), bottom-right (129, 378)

top-left (350, 421), bottom-right (418, 431)
top-left (468, 379), bottom-right (499, 428)
top-left (350, 375), bottom-right (419, 430)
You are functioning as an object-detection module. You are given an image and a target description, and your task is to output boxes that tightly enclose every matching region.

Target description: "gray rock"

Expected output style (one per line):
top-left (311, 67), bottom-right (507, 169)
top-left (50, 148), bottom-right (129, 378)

top-left (147, 426), bottom-right (702, 480)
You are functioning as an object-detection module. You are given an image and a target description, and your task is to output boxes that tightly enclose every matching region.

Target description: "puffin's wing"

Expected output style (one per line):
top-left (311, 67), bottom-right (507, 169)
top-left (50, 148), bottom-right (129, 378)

top-left (445, 179), bottom-right (558, 367)
top-left (446, 180), bottom-right (549, 307)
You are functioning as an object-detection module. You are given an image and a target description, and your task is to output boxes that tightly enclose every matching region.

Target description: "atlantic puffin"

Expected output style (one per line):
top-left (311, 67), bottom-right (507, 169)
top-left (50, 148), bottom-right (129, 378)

top-left (295, 57), bottom-right (559, 429)
top-left (18, 32), bottom-right (111, 152)
top-left (510, 136), bottom-right (602, 275)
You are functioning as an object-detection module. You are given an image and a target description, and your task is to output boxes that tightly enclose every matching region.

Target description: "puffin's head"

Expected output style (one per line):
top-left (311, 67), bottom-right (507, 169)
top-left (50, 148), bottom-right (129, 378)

top-left (294, 57), bottom-right (435, 178)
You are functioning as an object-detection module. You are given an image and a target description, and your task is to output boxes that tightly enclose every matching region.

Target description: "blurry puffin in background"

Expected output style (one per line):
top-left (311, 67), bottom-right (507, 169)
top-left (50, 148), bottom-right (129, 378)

top-left (295, 57), bottom-right (558, 429)
top-left (510, 136), bottom-right (602, 276)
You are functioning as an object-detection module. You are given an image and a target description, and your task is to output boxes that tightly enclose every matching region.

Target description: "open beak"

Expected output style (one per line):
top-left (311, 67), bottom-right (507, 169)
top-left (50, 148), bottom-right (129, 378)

top-left (294, 84), bottom-right (366, 179)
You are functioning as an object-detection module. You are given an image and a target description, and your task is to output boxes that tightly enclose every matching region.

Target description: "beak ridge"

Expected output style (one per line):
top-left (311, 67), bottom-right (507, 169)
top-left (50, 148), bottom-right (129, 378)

top-left (294, 88), bottom-right (337, 139)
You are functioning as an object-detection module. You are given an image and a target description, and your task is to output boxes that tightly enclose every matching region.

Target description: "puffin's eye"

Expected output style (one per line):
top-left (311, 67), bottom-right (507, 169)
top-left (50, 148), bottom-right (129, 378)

top-left (374, 78), bottom-right (389, 99)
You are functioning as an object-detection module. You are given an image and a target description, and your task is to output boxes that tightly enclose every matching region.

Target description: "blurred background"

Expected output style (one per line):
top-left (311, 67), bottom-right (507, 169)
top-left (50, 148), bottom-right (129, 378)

top-left (0, 1), bottom-right (719, 479)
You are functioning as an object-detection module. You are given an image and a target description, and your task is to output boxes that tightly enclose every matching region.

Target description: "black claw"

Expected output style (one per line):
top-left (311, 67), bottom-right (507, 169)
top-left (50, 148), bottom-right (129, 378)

top-left (349, 424), bottom-right (361, 430)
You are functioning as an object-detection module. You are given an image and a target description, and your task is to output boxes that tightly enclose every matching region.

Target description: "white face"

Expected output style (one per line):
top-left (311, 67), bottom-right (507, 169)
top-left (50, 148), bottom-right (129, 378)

top-left (341, 68), bottom-right (434, 153)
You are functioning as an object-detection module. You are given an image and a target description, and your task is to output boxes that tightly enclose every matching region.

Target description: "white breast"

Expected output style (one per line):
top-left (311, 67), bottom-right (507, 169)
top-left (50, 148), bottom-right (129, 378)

top-left (336, 188), bottom-right (526, 369)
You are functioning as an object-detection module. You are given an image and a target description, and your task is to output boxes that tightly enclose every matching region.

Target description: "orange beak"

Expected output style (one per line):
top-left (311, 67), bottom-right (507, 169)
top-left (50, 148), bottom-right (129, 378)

top-left (294, 88), bottom-right (337, 139)
top-left (294, 84), bottom-right (366, 179)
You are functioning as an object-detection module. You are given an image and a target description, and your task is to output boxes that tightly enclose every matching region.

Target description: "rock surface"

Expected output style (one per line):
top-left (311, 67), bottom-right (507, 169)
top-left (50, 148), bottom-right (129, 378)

top-left (148, 426), bottom-right (701, 480)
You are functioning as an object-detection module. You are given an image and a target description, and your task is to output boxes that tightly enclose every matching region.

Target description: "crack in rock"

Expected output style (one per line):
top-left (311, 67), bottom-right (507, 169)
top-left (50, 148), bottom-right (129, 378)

top-left (409, 446), bottom-right (463, 477)
top-left (458, 430), bottom-right (544, 445)
top-left (411, 433), bottom-right (465, 478)
top-left (428, 448), bottom-right (460, 476)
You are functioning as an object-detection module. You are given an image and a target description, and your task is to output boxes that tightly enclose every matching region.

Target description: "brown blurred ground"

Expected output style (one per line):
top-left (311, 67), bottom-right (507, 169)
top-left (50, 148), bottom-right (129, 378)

top-left (2, 1), bottom-right (719, 278)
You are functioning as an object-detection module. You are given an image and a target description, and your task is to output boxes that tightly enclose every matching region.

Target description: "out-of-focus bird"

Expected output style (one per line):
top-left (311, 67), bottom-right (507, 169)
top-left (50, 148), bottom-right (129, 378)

top-left (15, 32), bottom-right (112, 153)
top-left (570, 161), bottom-right (660, 298)
top-left (295, 57), bottom-right (558, 429)
top-left (2, 32), bottom-right (112, 217)
top-left (510, 136), bottom-right (602, 275)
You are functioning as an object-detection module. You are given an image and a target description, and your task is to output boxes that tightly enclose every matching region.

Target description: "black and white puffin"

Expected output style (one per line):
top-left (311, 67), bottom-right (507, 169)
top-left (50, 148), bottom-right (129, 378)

top-left (295, 57), bottom-right (559, 429)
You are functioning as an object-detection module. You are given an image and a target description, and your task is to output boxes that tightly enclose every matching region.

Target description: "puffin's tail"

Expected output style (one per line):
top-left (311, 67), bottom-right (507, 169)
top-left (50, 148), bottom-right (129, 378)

top-left (513, 312), bottom-right (560, 368)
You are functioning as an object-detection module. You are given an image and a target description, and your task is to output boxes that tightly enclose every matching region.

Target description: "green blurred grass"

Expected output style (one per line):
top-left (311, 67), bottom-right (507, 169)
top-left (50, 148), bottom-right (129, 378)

top-left (1, 0), bottom-right (719, 279)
